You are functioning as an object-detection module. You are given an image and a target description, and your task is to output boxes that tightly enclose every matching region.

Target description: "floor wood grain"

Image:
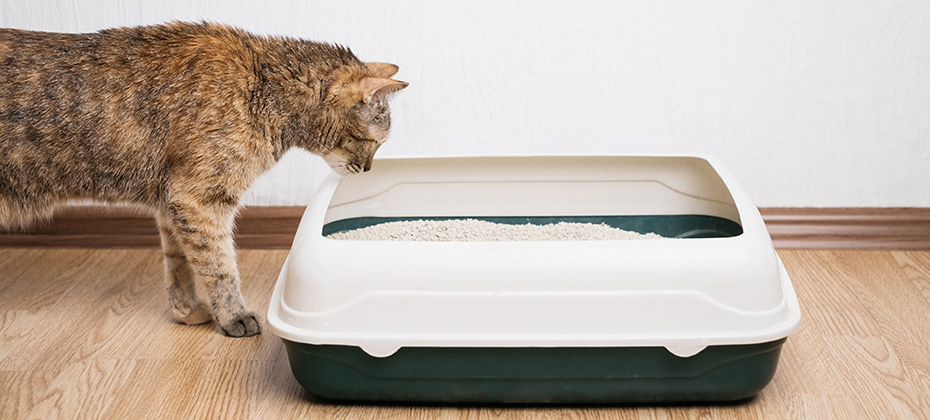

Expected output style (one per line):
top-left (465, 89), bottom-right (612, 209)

top-left (2, 249), bottom-right (930, 419)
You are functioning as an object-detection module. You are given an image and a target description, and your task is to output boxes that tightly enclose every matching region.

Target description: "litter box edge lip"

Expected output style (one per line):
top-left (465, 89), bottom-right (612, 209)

top-left (296, 154), bottom-right (766, 248)
top-left (367, 152), bottom-right (728, 162)
top-left (267, 256), bottom-right (801, 359)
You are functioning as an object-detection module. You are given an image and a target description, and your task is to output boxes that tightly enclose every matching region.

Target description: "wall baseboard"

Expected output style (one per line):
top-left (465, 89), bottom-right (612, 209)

top-left (761, 207), bottom-right (930, 250)
top-left (0, 206), bottom-right (305, 249)
top-left (1, 206), bottom-right (928, 250)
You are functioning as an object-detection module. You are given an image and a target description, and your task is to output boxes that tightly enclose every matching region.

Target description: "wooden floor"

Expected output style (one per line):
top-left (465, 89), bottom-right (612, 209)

top-left (1, 248), bottom-right (930, 419)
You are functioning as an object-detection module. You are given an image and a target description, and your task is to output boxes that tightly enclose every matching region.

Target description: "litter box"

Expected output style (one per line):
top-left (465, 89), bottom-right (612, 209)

top-left (267, 155), bottom-right (801, 404)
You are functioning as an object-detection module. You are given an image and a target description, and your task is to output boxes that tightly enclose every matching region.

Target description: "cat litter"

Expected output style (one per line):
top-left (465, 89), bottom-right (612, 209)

top-left (268, 155), bottom-right (801, 404)
top-left (325, 218), bottom-right (663, 241)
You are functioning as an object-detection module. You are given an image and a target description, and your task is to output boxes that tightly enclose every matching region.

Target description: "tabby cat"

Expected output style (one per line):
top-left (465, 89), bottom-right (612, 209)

top-left (0, 22), bottom-right (407, 337)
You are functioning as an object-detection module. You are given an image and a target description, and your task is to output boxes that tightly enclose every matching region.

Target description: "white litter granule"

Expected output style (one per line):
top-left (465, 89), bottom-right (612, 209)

top-left (326, 219), bottom-right (664, 241)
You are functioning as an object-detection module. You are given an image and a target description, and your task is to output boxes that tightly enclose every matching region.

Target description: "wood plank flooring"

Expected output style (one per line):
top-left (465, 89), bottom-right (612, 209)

top-left (1, 249), bottom-right (929, 419)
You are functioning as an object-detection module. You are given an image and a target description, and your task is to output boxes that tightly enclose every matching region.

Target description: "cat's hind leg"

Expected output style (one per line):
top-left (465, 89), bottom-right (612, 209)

top-left (157, 211), bottom-right (214, 326)
top-left (159, 200), bottom-right (261, 337)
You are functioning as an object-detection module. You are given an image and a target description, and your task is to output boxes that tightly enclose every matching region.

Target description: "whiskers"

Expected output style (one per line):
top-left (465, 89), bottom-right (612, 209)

top-left (319, 146), bottom-right (362, 177)
top-left (330, 164), bottom-right (356, 177)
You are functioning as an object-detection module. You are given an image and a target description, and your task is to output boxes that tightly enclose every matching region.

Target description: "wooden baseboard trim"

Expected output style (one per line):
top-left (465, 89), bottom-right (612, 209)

top-left (0, 205), bottom-right (305, 249)
top-left (760, 207), bottom-right (930, 250)
top-left (1, 206), bottom-right (928, 250)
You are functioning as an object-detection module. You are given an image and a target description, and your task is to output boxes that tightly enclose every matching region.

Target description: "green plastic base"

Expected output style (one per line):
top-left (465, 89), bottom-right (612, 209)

top-left (292, 215), bottom-right (776, 403)
top-left (282, 339), bottom-right (786, 404)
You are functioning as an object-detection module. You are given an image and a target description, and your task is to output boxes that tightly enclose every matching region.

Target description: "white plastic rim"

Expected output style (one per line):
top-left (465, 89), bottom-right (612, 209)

top-left (267, 155), bottom-right (802, 358)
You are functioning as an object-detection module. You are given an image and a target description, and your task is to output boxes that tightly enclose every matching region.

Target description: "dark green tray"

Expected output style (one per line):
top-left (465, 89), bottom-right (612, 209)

top-left (283, 339), bottom-right (786, 404)
top-left (287, 214), bottom-right (778, 404)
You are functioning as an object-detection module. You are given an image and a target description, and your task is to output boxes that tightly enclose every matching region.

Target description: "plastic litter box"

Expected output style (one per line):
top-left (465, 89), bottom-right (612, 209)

top-left (268, 155), bottom-right (801, 404)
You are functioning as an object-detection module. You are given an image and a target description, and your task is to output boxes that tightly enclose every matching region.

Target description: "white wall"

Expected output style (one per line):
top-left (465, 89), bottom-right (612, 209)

top-left (2, 0), bottom-right (929, 207)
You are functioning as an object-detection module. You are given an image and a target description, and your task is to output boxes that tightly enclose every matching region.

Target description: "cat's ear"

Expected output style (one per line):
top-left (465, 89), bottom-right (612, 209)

top-left (365, 62), bottom-right (400, 78)
top-left (359, 77), bottom-right (409, 103)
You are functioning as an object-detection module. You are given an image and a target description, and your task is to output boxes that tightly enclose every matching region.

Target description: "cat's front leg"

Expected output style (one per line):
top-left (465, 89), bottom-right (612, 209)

top-left (160, 200), bottom-right (261, 337)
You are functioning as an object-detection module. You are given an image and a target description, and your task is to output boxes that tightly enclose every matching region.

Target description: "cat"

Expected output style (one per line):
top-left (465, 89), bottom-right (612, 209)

top-left (0, 21), bottom-right (407, 337)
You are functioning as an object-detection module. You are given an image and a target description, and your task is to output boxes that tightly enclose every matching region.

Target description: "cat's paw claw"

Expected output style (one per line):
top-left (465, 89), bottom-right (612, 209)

top-left (220, 311), bottom-right (262, 337)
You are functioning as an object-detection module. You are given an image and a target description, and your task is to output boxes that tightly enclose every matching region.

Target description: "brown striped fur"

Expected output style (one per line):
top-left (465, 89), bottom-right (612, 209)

top-left (0, 22), bottom-right (407, 337)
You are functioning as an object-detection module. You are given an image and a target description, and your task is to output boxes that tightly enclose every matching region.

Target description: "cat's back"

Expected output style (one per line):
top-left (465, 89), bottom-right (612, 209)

top-left (1, 23), bottom-right (255, 82)
top-left (0, 23), bottom-right (262, 210)
top-left (0, 28), bottom-right (100, 87)
top-left (0, 27), bottom-right (99, 58)
top-left (0, 22), bottom-right (261, 142)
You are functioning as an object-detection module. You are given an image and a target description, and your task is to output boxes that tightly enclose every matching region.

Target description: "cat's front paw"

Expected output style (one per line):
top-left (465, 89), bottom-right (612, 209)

top-left (220, 311), bottom-right (262, 337)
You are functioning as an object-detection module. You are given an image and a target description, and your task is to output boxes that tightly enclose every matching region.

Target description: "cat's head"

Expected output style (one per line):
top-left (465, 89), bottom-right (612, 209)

top-left (311, 62), bottom-right (407, 176)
